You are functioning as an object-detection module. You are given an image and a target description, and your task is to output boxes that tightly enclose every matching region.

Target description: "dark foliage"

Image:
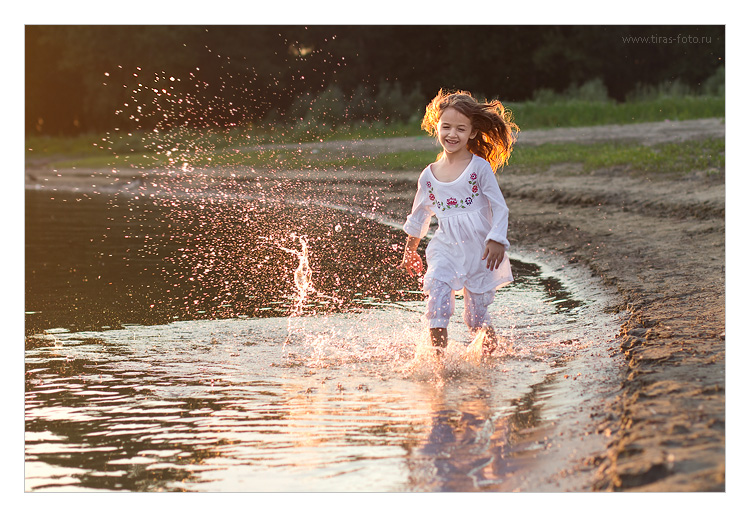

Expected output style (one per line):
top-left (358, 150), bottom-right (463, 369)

top-left (26, 25), bottom-right (724, 135)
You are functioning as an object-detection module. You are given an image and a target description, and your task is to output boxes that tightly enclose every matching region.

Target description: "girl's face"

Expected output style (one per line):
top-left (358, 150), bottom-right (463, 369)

top-left (436, 107), bottom-right (477, 155)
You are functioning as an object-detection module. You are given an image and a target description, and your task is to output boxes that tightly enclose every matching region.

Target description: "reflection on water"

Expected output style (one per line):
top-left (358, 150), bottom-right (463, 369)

top-left (25, 189), bottom-right (624, 492)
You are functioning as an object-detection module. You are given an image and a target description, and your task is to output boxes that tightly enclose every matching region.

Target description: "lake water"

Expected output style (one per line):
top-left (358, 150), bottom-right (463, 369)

top-left (25, 187), bottom-right (625, 492)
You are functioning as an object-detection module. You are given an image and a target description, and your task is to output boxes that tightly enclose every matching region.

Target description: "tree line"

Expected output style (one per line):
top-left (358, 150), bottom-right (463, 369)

top-left (25, 25), bottom-right (724, 135)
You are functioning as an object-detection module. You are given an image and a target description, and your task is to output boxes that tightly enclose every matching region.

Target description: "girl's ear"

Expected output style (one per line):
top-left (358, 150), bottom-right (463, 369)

top-left (470, 129), bottom-right (478, 139)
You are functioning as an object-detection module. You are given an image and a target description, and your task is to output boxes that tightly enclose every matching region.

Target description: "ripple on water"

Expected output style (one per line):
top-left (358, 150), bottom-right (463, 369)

top-left (25, 191), bottom-right (624, 492)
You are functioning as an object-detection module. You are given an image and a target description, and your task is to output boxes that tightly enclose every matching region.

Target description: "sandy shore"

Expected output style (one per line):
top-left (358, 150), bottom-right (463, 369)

top-left (25, 118), bottom-right (725, 491)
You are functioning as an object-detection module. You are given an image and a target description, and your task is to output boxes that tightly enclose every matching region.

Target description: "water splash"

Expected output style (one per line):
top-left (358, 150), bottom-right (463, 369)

top-left (278, 233), bottom-right (316, 347)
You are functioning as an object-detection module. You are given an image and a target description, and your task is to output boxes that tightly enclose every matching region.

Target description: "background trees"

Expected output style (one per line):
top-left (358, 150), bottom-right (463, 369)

top-left (25, 25), bottom-right (724, 135)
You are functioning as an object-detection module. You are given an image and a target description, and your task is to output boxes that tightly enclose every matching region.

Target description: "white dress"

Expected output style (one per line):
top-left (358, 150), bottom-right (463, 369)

top-left (403, 154), bottom-right (513, 294)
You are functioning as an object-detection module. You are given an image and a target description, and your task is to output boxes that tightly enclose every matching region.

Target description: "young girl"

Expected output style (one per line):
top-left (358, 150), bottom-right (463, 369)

top-left (398, 89), bottom-right (518, 355)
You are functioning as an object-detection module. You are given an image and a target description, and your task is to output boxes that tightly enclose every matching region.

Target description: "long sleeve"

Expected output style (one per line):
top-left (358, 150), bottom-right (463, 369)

top-left (403, 171), bottom-right (434, 239)
top-left (479, 165), bottom-right (510, 250)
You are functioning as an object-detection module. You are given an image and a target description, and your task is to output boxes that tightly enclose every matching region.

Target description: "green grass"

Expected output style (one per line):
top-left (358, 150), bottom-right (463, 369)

top-left (45, 146), bottom-right (439, 172)
top-left (45, 138), bottom-right (724, 177)
top-left (505, 138), bottom-right (725, 174)
top-left (27, 95), bottom-right (725, 175)
top-left (505, 96), bottom-right (724, 130)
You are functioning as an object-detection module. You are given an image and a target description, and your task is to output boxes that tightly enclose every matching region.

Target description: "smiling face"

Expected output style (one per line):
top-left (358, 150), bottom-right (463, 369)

top-left (436, 107), bottom-right (477, 156)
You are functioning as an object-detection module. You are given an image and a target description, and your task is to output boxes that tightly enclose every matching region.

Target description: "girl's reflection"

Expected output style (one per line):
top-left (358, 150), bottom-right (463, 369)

top-left (406, 380), bottom-right (546, 491)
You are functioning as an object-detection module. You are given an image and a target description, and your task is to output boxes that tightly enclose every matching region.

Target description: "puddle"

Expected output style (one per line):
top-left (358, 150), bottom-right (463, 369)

top-left (25, 189), bottom-right (625, 492)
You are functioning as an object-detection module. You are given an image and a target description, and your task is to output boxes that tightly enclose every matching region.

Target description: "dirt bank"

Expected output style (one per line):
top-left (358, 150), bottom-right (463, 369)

top-left (25, 118), bottom-right (726, 491)
top-left (501, 167), bottom-right (725, 491)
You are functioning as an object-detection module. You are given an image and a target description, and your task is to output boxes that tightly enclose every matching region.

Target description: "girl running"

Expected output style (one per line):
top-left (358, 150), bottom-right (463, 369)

top-left (398, 89), bottom-right (518, 354)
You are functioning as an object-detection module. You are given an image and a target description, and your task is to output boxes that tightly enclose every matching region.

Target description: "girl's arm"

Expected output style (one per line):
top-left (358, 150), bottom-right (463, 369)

top-left (398, 171), bottom-right (433, 276)
top-left (398, 236), bottom-right (424, 276)
top-left (403, 172), bottom-right (433, 240)
top-left (480, 164), bottom-right (510, 250)
top-left (479, 163), bottom-right (510, 270)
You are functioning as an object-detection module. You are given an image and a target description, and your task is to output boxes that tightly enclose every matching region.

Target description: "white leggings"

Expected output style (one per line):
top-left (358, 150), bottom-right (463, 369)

top-left (426, 281), bottom-right (495, 329)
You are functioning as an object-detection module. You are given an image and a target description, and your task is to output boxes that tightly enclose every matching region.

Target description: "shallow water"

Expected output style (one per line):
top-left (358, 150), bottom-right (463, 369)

top-left (25, 188), bottom-right (624, 492)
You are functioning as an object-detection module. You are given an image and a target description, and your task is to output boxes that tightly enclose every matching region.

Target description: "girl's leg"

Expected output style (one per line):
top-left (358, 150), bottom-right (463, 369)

top-left (426, 281), bottom-right (455, 353)
top-left (463, 289), bottom-right (498, 354)
top-left (430, 328), bottom-right (448, 351)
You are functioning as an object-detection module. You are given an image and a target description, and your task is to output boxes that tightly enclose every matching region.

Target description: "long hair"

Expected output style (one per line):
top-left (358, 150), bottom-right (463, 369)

top-left (421, 89), bottom-right (519, 172)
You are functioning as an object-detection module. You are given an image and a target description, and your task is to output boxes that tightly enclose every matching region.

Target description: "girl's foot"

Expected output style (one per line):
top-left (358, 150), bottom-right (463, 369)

top-left (481, 327), bottom-right (499, 355)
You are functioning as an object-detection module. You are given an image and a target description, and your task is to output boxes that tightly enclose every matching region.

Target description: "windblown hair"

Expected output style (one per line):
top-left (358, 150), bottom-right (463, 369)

top-left (421, 89), bottom-right (519, 172)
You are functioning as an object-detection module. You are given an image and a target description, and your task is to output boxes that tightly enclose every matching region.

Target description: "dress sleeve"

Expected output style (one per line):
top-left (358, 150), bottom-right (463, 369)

top-left (403, 171), bottom-right (434, 239)
top-left (480, 164), bottom-right (511, 249)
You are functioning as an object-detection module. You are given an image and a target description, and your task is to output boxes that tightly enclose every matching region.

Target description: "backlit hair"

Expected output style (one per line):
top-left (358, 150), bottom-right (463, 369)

top-left (421, 89), bottom-right (519, 172)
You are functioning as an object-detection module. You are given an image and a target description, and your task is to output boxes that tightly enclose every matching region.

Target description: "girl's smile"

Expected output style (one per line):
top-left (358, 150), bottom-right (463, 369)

top-left (437, 107), bottom-right (477, 155)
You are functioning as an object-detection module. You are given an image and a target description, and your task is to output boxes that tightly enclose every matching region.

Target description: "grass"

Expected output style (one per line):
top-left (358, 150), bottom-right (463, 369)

top-left (26, 95), bottom-right (725, 175)
top-left (506, 96), bottom-right (724, 129)
top-left (43, 138), bottom-right (724, 177)
top-left (504, 138), bottom-right (725, 175)
top-left (41, 146), bottom-right (438, 172)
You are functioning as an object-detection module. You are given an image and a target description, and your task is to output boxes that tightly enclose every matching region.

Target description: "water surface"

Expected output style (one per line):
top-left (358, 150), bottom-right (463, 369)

top-left (25, 188), bottom-right (624, 492)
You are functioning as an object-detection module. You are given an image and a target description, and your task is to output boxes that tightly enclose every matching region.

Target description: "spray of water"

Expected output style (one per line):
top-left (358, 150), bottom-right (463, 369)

top-left (91, 33), bottom-right (370, 325)
top-left (283, 233), bottom-right (315, 314)
top-left (277, 233), bottom-right (316, 347)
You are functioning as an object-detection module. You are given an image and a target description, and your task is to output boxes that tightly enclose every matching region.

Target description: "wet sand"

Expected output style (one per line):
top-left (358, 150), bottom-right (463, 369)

top-left (25, 118), bottom-right (726, 491)
top-left (502, 168), bottom-right (725, 491)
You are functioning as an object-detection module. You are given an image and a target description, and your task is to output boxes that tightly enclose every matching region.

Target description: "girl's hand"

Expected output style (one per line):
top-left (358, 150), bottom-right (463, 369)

top-left (398, 249), bottom-right (424, 277)
top-left (481, 240), bottom-right (506, 271)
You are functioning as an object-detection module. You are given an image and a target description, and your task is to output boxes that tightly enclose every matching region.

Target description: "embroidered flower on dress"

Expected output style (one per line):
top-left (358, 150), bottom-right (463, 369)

top-left (467, 169), bottom-right (480, 203)
top-left (426, 181), bottom-right (437, 207)
top-left (428, 168), bottom-right (483, 211)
